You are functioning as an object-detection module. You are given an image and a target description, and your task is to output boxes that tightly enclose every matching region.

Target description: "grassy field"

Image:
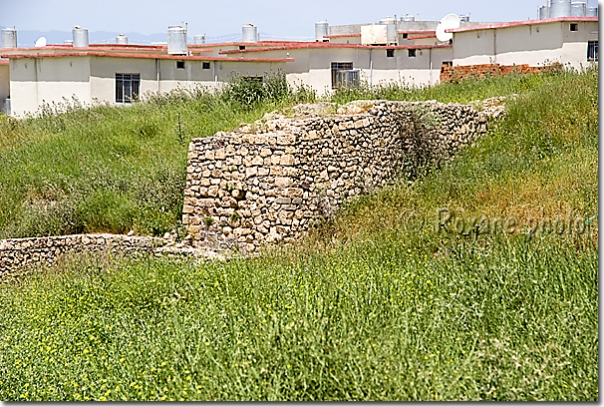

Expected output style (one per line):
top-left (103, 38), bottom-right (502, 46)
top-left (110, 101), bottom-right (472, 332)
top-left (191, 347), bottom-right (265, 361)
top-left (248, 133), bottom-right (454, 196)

top-left (0, 68), bottom-right (598, 400)
top-left (0, 70), bottom-right (562, 239)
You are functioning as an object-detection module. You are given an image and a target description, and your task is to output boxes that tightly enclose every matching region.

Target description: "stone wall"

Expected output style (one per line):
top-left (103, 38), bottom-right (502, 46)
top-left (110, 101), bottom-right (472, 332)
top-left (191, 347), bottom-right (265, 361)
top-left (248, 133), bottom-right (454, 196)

top-left (0, 234), bottom-right (165, 276)
top-left (183, 99), bottom-right (506, 253)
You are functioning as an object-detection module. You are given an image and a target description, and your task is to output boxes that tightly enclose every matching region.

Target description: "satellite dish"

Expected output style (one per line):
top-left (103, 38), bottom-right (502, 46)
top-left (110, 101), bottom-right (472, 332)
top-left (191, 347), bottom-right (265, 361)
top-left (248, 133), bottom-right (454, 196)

top-left (34, 37), bottom-right (47, 47)
top-left (436, 14), bottom-right (460, 42)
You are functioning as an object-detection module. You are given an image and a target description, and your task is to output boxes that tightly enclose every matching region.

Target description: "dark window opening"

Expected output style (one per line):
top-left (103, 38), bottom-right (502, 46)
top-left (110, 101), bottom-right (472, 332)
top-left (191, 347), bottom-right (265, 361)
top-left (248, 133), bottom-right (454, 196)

top-left (570, 23), bottom-right (578, 32)
top-left (202, 62), bottom-right (211, 70)
top-left (331, 62), bottom-right (353, 89)
top-left (402, 33), bottom-right (408, 39)
top-left (588, 40), bottom-right (598, 61)
top-left (176, 61), bottom-right (185, 69)
top-left (442, 61), bottom-right (453, 67)
top-left (239, 45), bottom-right (246, 50)
top-left (408, 49), bottom-right (417, 58)
top-left (386, 49), bottom-right (395, 58)
top-left (115, 73), bottom-right (140, 104)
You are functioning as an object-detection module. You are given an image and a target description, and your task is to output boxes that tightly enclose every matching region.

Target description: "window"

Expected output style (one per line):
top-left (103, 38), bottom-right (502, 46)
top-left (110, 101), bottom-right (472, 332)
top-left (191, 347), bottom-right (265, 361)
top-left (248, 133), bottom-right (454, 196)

top-left (331, 62), bottom-right (353, 89)
top-left (386, 49), bottom-right (395, 58)
top-left (239, 45), bottom-right (246, 50)
top-left (588, 41), bottom-right (598, 61)
top-left (176, 61), bottom-right (185, 69)
top-left (408, 49), bottom-right (417, 58)
top-left (202, 62), bottom-right (211, 70)
top-left (115, 73), bottom-right (140, 103)
top-left (570, 23), bottom-right (578, 32)
top-left (402, 33), bottom-right (408, 39)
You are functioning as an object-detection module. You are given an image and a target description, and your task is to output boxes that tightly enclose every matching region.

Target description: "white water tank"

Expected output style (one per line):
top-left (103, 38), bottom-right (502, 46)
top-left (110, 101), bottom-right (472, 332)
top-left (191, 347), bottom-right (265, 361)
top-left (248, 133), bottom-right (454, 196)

top-left (379, 16), bottom-right (398, 44)
top-left (315, 21), bottom-right (329, 42)
top-left (586, 6), bottom-right (598, 16)
top-left (167, 25), bottom-right (187, 55)
top-left (550, 0), bottom-right (571, 18)
top-left (538, 6), bottom-right (550, 19)
top-left (401, 14), bottom-right (415, 21)
top-left (72, 26), bottom-right (89, 47)
top-left (116, 34), bottom-right (128, 44)
top-left (242, 24), bottom-right (258, 42)
top-left (1, 28), bottom-right (17, 48)
top-left (193, 34), bottom-right (206, 44)
top-left (570, 2), bottom-right (587, 16)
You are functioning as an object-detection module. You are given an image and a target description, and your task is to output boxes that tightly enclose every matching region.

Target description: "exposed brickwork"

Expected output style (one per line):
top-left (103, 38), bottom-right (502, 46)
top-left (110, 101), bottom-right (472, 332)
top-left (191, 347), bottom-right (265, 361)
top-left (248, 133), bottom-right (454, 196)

top-left (440, 63), bottom-right (563, 83)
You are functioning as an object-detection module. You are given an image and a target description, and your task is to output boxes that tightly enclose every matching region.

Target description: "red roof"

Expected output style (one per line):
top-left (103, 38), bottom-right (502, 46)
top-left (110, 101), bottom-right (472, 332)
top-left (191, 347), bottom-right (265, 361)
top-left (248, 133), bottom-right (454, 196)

top-left (324, 33), bottom-right (362, 38)
top-left (408, 34), bottom-right (437, 40)
top-left (446, 16), bottom-right (598, 33)
top-left (218, 42), bottom-right (452, 54)
top-left (190, 40), bottom-right (309, 48)
top-left (398, 30), bottom-right (437, 35)
top-left (0, 52), bottom-right (294, 63)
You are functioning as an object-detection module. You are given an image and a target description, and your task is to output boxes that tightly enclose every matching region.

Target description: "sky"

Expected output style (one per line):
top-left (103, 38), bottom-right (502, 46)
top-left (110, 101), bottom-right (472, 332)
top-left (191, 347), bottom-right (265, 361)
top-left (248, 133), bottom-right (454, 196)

top-left (1, 0), bottom-right (600, 40)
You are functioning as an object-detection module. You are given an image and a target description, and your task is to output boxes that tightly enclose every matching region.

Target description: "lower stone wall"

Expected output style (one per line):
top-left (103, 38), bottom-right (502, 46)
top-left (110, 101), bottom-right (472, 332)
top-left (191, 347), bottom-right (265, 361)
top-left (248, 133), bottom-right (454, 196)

top-left (0, 234), bottom-right (165, 276)
top-left (440, 63), bottom-right (562, 82)
top-left (183, 99), bottom-right (506, 253)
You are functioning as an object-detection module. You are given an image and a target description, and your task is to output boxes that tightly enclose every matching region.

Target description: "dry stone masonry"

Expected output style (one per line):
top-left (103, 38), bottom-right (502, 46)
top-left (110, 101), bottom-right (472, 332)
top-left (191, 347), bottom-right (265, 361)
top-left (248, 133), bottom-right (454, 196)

top-left (0, 234), bottom-right (164, 276)
top-left (0, 97), bottom-right (507, 275)
top-left (183, 98), bottom-right (506, 253)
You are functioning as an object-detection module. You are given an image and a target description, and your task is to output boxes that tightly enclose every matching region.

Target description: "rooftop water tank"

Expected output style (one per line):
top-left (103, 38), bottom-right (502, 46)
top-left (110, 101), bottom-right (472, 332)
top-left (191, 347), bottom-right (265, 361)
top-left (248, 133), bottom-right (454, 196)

top-left (550, 0), bottom-right (571, 18)
top-left (586, 6), bottom-right (598, 16)
top-left (72, 26), bottom-right (89, 48)
top-left (570, 2), bottom-right (587, 16)
top-left (1, 28), bottom-right (17, 48)
top-left (538, 5), bottom-right (550, 19)
top-left (167, 25), bottom-right (187, 55)
top-left (379, 16), bottom-right (398, 44)
top-left (193, 34), bottom-right (206, 44)
top-left (242, 24), bottom-right (258, 42)
top-left (64, 39), bottom-right (73, 45)
top-left (460, 15), bottom-right (470, 22)
top-left (401, 14), bottom-right (415, 21)
top-left (315, 21), bottom-right (329, 42)
top-left (116, 34), bottom-right (128, 44)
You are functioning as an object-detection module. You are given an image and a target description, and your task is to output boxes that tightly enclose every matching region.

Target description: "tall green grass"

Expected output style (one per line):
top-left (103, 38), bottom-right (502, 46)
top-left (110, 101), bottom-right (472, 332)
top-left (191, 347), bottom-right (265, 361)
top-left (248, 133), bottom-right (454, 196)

top-left (0, 69), bottom-right (582, 239)
top-left (0, 72), bottom-right (314, 239)
top-left (0, 68), bottom-right (598, 400)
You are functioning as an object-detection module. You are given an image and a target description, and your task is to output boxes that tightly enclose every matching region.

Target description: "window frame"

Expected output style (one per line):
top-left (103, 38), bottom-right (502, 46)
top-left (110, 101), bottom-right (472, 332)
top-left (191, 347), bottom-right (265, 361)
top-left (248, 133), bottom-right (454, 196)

top-left (176, 61), bottom-right (185, 69)
top-left (570, 23), bottom-right (578, 32)
top-left (202, 62), bottom-right (211, 70)
top-left (331, 62), bottom-right (353, 89)
top-left (588, 40), bottom-right (598, 62)
top-left (386, 49), bottom-right (395, 58)
top-left (115, 73), bottom-right (140, 104)
top-left (408, 49), bottom-right (417, 58)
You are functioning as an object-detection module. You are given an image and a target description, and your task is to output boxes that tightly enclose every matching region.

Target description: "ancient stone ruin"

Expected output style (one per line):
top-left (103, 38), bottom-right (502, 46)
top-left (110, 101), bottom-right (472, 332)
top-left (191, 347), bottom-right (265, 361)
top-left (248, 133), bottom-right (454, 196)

top-left (0, 98), bottom-right (506, 275)
top-left (183, 98), bottom-right (506, 253)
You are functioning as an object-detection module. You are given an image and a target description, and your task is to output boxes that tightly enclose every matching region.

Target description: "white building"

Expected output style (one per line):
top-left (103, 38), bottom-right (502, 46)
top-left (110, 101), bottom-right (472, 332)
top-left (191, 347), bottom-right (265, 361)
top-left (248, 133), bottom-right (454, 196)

top-left (1, 46), bottom-right (292, 116)
top-left (448, 16), bottom-right (598, 68)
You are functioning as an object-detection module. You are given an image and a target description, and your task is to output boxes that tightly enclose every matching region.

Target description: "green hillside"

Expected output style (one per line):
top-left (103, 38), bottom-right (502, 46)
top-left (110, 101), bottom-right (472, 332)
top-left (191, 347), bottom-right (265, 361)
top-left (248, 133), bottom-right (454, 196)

top-left (0, 68), bottom-right (598, 401)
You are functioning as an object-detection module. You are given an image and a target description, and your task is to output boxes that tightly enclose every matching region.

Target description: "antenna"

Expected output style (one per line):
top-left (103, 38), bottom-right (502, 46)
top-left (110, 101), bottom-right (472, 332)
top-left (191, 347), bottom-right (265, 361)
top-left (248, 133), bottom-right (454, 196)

top-left (436, 14), bottom-right (460, 42)
top-left (34, 36), bottom-right (47, 47)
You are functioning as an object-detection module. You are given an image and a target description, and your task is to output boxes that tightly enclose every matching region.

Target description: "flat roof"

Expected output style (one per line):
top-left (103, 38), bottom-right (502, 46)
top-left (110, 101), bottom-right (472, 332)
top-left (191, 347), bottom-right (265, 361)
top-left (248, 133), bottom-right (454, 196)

top-left (446, 16), bottom-right (598, 33)
top-left (324, 33), bottom-right (362, 38)
top-left (398, 30), bottom-right (437, 35)
top-left (218, 42), bottom-right (452, 55)
top-left (0, 52), bottom-right (294, 63)
top-left (0, 44), bottom-right (215, 53)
